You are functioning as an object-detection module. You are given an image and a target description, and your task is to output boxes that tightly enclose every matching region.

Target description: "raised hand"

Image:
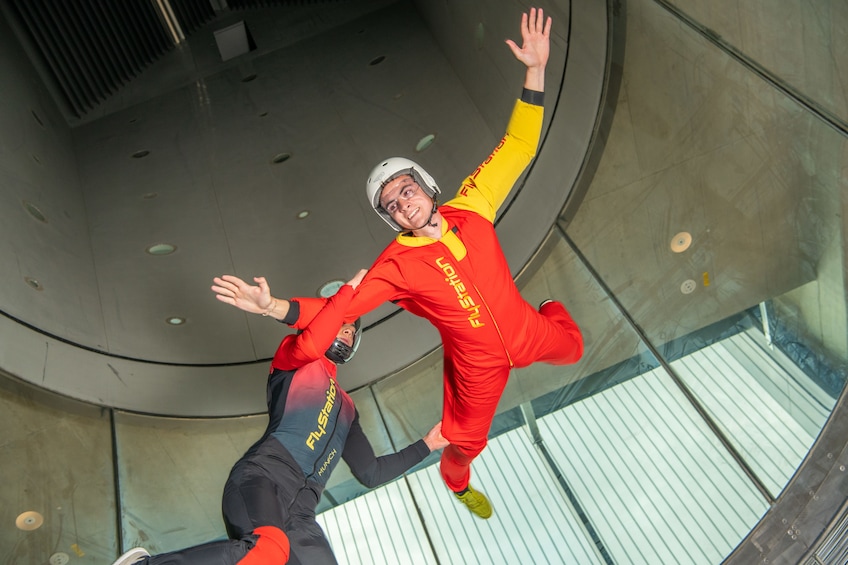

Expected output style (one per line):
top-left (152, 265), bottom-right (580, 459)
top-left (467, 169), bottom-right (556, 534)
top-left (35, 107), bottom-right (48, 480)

top-left (505, 7), bottom-right (552, 91)
top-left (211, 274), bottom-right (274, 315)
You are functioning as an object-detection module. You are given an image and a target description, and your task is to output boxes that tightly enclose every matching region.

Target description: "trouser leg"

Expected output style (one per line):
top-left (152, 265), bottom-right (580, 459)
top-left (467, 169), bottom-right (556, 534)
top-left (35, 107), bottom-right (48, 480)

top-left (526, 300), bottom-right (583, 365)
top-left (439, 361), bottom-right (510, 491)
top-left (140, 470), bottom-right (293, 565)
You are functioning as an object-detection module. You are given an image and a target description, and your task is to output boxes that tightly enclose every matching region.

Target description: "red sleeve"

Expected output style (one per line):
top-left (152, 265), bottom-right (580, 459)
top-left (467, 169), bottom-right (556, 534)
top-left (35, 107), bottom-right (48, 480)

top-left (290, 256), bottom-right (405, 328)
top-left (272, 284), bottom-right (355, 371)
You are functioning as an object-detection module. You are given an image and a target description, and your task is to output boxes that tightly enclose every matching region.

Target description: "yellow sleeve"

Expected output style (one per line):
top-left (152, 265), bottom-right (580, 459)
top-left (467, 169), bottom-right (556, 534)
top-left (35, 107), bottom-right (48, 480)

top-left (445, 99), bottom-right (543, 222)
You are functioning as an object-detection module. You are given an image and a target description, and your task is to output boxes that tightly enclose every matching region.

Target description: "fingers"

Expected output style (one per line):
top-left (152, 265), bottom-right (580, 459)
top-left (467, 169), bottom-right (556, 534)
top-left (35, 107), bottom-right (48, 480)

top-left (254, 276), bottom-right (270, 293)
top-left (214, 293), bottom-right (235, 306)
top-left (533, 7), bottom-right (544, 34)
top-left (346, 268), bottom-right (368, 290)
top-left (523, 7), bottom-right (550, 37)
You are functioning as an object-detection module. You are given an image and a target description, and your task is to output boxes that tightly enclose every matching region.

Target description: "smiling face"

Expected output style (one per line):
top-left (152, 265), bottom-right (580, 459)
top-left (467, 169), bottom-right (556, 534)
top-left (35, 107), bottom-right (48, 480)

top-left (379, 174), bottom-right (434, 231)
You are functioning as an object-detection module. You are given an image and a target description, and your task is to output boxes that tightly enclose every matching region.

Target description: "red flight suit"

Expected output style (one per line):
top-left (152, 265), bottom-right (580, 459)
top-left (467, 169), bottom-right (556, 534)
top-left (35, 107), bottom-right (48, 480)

top-left (292, 95), bottom-right (583, 492)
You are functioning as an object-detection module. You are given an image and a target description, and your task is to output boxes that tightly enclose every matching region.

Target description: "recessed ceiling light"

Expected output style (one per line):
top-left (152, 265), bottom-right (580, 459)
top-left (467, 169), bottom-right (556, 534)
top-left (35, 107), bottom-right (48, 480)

top-left (271, 152), bottom-right (291, 164)
top-left (680, 279), bottom-right (696, 294)
top-left (475, 23), bottom-right (485, 50)
top-left (132, 150), bottom-right (150, 159)
top-left (259, 111), bottom-right (269, 117)
top-left (16, 510), bottom-right (44, 531)
top-left (146, 243), bottom-right (176, 256)
top-left (318, 279), bottom-right (345, 298)
top-left (416, 134), bottom-right (436, 152)
top-left (31, 153), bottom-right (41, 165)
top-left (166, 316), bottom-right (186, 325)
top-left (670, 232), bottom-right (692, 253)
top-left (369, 55), bottom-right (386, 66)
top-left (241, 73), bottom-right (257, 82)
top-left (142, 192), bottom-right (158, 200)
top-left (297, 210), bottom-right (310, 219)
top-left (24, 277), bottom-right (43, 291)
top-left (49, 552), bottom-right (70, 565)
top-left (22, 200), bottom-right (47, 223)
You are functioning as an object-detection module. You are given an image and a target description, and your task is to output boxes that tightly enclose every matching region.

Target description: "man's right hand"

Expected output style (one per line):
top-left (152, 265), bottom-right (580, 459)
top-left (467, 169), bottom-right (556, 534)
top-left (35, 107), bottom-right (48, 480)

top-left (212, 274), bottom-right (276, 315)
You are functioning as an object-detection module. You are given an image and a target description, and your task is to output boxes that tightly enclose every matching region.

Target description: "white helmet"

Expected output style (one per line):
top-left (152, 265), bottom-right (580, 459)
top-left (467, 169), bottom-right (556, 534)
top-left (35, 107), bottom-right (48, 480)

top-left (366, 157), bottom-right (441, 231)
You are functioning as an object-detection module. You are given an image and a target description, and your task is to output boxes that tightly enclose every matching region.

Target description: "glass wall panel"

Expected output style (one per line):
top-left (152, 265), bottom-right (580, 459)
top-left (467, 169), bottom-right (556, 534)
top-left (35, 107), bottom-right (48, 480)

top-left (537, 364), bottom-right (769, 565)
top-left (665, 0), bottom-right (848, 124)
top-left (114, 412), bottom-right (263, 554)
top-left (672, 312), bottom-right (837, 499)
top-left (566, 0), bottom-right (847, 503)
top-left (568, 0), bottom-right (846, 362)
top-left (0, 373), bottom-right (117, 564)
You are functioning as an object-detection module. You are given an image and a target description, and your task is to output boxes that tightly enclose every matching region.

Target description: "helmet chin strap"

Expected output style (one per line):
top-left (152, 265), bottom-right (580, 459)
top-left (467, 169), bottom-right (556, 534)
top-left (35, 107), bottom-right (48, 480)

top-left (409, 198), bottom-right (439, 231)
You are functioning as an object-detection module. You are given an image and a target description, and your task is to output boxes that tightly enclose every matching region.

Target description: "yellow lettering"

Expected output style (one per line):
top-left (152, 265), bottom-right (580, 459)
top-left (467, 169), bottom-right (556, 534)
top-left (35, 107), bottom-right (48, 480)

top-left (306, 380), bottom-right (339, 450)
top-left (435, 257), bottom-right (485, 328)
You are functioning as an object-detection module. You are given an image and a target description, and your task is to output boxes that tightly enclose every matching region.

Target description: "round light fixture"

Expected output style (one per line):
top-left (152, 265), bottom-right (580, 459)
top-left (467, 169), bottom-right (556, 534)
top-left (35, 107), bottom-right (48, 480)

top-left (131, 150), bottom-right (150, 159)
top-left (146, 243), bottom-right (176, 256)
top-left (24, 277), bottom-right (43, 291)
top-left (166, 317), bottom-right (186, 326)
top-left (16, 510), bottom-right (44, 531)
top-left (22, 200), bottom-right (47, 223)
top-left (142, 192), bottom-right (158, 200)
top-left (670, 232), bottom-right (692, 253)
top-left (318, 280), bottom-right (345, 298)
top-left (475, 23), bottom-right (485, 50)
top-left (415, 134), bottom-right (436, 152)
top-left (369, 55), bottom-right (386, 66)
top-left (271, 152), bottom-right (291, 164)
top-left (297, 210), bottom-right (310, 219)
top-left (680, 279), bottom-right (696, 294)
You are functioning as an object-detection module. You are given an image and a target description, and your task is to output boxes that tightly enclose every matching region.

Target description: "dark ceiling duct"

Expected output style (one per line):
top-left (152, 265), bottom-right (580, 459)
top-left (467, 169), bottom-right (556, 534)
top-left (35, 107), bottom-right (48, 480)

top-left (1, 0), bottom-right (220, 119)
top-left (168, 0), bottom-right (216, 35)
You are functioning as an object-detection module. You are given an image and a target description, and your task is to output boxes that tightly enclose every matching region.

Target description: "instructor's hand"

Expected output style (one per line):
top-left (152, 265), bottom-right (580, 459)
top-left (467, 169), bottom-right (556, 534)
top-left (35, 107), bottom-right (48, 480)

top-left (345, 269), bottom-right (368, 290)
top-left (423, 421), bottom-right (450, 451)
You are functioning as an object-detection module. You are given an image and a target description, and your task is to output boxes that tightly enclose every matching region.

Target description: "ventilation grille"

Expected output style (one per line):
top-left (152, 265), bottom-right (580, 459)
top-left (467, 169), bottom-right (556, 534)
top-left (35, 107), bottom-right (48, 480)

top-left (4, 0), bottom-right (350, 120)
top-left (4, 0), bottom-right (216, 119)
top-left (806, 500), bottom-right (848, 565)
top-left (227, 0), bottom-right (346, 9)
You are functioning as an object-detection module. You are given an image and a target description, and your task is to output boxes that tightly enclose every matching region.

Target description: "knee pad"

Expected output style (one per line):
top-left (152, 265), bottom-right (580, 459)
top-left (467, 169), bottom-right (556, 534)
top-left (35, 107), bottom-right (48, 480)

top-left (238, 525), bottom-right (290, 564)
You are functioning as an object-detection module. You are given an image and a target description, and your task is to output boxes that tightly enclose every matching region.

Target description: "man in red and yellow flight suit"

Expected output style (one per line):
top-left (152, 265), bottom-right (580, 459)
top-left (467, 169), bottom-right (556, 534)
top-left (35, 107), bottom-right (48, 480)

top-left (225, 7), bottom-right (582, 520)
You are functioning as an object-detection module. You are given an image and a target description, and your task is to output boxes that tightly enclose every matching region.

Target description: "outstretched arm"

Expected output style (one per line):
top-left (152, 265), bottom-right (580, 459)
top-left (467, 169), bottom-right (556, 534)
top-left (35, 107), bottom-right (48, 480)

top-left (446, 8), bottom-right (550, 220)
top-left (343, 418), bottom-right (449, 488)
top-left (211, 274), bottom-right (291, 319)
top-left (505, 7), bottom-right (551, 92)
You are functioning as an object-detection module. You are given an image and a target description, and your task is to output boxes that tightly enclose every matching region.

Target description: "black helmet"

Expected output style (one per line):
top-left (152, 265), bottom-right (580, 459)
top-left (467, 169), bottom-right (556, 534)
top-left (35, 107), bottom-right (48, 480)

top-left (325, 319), bottom-right (362, 364)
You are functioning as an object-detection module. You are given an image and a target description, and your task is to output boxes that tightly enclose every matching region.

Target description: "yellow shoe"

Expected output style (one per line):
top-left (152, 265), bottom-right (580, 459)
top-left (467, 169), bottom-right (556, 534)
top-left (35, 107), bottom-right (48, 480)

top-left (454, 485), bottom-right (492, 519)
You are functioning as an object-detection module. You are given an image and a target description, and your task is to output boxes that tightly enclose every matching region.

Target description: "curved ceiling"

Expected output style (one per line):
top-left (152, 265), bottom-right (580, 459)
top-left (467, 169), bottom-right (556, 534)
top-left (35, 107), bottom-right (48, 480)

top-left (0, 0), bottom-right (608, 416)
